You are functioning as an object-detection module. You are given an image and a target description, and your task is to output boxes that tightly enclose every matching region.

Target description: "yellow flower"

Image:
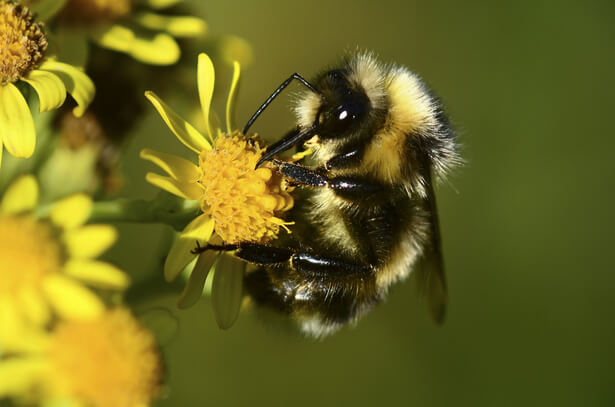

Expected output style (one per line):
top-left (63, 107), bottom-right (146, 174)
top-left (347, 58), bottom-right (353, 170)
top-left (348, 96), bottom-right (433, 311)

top-left (39, 0), bottom-right (207, 66)
top-left (0, 0), bottom-right (95, 168)
top-left (0, 307), bottom-right (162, 407)
top-left (0, 175), bottom-right (129, 350)
top-left (141, 53), bottom-right (294, 329)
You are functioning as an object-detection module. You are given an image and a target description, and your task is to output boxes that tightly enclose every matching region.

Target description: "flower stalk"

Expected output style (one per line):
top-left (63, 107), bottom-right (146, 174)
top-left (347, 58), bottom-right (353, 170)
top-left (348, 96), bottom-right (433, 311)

top-left (86, 193), bottom-right (200, 231)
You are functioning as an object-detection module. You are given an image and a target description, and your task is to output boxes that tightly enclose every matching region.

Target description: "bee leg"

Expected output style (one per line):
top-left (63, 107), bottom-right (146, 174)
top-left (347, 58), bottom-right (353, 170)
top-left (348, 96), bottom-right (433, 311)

top-left (272, 160), bottom-right (328, 187)
top-left (227, 243), bottom-right (372, 277)
top-left (273, 160), bottom-right (386, 200)
top-left (234, 243), bottom-right (294, 264)
top-left (243, 248), bottom-right (378, 329)
top-left (190, 242), bottom-right (239, 255)
top-left (232, 243), bottom-right (372, 277)
top-left (290, 252), bottom-right (372, 277)
top-left (322, 148), bottom-right (363, 170)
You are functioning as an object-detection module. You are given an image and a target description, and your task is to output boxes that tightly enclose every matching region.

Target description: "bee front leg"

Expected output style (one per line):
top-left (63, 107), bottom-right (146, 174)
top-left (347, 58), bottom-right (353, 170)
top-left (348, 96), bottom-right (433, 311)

top-left (273, 160), bottom-right (386, 201)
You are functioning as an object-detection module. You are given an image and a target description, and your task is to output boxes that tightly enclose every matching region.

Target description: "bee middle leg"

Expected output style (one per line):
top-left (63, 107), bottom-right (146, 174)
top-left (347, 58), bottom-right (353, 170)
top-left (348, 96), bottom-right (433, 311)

top-left (232, 243), bottom-right (373, 277)
top-left (240, 243), bottom-right (379, 327)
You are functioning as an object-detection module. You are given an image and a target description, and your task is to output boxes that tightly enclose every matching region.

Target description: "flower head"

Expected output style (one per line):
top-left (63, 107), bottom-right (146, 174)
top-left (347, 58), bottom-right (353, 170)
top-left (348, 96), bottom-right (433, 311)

top-left (49, 0), bottom-right (207, 66)
top-left (199, 131), bottom-right (293, 244)
top-left (0, 1), bottom-right (95, 168)
top-left (0, 308), bottom-right (162, 407)
top-left (0, 175), bottom-right (129, 350)
top-left (141, 53), bottom-right (294, 329)
top-left (0, 0), bottom-right (47, 85)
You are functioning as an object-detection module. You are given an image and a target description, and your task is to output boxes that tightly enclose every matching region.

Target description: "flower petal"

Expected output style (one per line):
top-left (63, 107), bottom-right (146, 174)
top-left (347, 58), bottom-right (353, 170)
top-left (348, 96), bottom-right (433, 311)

top-left (1, 174), bottom-right (38, 214)
top-left (18, 288), bottom-right (50, 327)
top-left (144, 91), bottom-right (210, 153)
top-left (39, 60), bottom-right (95, 117)
top-left (42, 275), bottom-right (105, 320)
top-left (49, 194), bottom-right (93, 229)
top-left (164, 214), bottom-right (214, 281)
top-left (140, 148), bottom-right (201, 181)
top-left (0, 83), bottom-right (36, 158)
top-left (0, 358), bottom-right (47, 397)
top-left (27, 0), bottom-right (67, 21)
top-left (64, 260), bottom-right (130, 290)
top-left (90, 24), bottom-right (180, 65)
top-left (133, 12), bottom-right (207, 37)
top-left (197, 53), bottom-right (216, 142)
top-left (145, 172), bottom-right (203, 200)
top-left (23, 70), bottom-right (67, 112)
top-left (226, 61), bottom-right (241, 134)
top-left (217, 35), bottom-right (254, 66)
top-left (0, 298), bottom-right (24, 348)
top-left (177, 251), bottom-right (219, 309)
top-left (211, 255), bottom-right (245, 330)
top-left (63, 225), bottom-right (117, 259)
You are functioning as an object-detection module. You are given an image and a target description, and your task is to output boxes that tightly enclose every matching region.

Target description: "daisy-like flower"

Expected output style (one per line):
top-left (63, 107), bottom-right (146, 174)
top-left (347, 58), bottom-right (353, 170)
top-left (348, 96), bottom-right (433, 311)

top-left (42, 0), bottom-right (207, 66)
top-left (0, 0), bottom-right (94, 168)
top-left (141, 53), bottom-right (294, 329)
top-left (0, 175), bottom-right (129, 350)
top-left (0, 307), bottom-right (162, 407)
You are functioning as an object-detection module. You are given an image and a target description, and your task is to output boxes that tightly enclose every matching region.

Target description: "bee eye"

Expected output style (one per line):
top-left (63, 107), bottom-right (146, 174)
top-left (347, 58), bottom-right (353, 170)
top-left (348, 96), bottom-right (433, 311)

top-left (320, 103), bottom-right (362, 136)
top-left (328, 70), bottom-right (344, 82)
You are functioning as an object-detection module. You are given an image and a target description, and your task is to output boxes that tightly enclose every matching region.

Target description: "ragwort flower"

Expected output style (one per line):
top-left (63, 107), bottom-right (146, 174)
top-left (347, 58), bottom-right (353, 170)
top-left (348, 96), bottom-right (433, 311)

top-left (48, 0), bottom-right (207, 65)
top-left (0, 307), bottom-right (162, 407)
top-left (0, 175), bottom-right (129, 350)
top-left (0, 0), bottom-right (94, 168)
top-left (141, 53), bottom-right (294, 328)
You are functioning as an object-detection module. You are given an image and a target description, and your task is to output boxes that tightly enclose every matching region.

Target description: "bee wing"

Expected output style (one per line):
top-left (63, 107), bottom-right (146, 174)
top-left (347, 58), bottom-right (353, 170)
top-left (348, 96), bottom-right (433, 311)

top-left (416, 171), bottom-right (447, 324)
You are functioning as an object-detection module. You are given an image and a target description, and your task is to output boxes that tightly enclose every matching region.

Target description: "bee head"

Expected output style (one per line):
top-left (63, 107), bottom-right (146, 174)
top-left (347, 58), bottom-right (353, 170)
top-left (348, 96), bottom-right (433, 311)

top-left (314, 69), bottom-right (371, 140)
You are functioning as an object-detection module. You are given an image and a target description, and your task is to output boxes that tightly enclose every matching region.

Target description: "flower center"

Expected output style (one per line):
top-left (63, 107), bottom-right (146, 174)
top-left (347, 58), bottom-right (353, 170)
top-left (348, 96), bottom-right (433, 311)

top-left (0, 215), bottom-right (62, 294)
top-left (48, 309), bottom-right (162, 407)
top-left (0, 0), bottom-right (47, 85)
top-left (199, 131), bottom-right (294, 244)
top-left (62, 0), bottom-right (132, 24)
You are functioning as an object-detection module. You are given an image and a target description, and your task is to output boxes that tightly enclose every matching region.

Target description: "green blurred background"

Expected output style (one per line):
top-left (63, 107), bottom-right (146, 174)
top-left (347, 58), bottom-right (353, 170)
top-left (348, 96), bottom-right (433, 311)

top-left (112, 1), bottom-right (615, 406)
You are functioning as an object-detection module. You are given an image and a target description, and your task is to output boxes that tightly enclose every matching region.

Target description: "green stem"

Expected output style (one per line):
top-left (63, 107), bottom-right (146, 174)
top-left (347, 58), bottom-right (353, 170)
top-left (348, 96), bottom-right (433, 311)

top-left (88, 194), bottom-right (200, 231)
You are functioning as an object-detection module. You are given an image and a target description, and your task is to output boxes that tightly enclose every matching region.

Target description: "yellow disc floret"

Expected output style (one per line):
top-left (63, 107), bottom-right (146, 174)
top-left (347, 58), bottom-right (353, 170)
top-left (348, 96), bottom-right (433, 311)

top-left (199, 131), bottom-right (294, 244)
top-left (48, 308), bottom-right (162, 407)
top-left (62, 0), bottom-right (132, 24)
top-left (0, 0), bottom-right (47, 85)
top-left (0, 215), bottom-right (62, 294)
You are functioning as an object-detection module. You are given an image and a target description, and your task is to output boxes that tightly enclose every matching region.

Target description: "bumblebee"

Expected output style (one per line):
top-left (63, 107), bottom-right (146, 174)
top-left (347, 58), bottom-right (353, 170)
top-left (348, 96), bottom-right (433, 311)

top-left (200, 52), bottom-right (459, 337)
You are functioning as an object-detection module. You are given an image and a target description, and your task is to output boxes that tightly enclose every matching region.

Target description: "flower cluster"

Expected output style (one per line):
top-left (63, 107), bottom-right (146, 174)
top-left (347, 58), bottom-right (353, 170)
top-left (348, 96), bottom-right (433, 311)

top-left (0, 1), bottom-right (293, 405)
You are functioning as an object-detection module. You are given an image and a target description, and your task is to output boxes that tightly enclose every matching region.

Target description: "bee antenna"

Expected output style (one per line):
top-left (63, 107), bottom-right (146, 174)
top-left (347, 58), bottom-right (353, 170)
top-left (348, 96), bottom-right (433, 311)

top-left (242, 73), bottom-right (322, 135)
